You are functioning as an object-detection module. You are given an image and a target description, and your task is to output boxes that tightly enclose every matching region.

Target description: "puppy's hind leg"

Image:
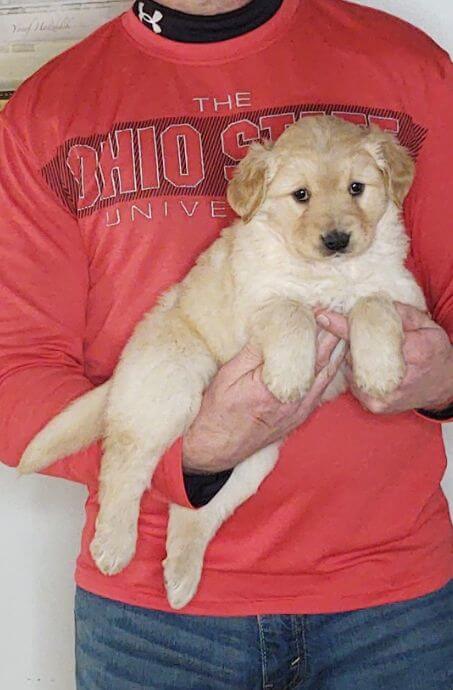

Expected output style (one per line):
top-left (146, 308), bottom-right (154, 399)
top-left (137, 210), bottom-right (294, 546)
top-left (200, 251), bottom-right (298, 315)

top-left (90, 434), bottom-right (159, 576)
top-left (91, 309), bottom-right (217, 576)
top-left (164, 442), bottom-right (280, 609)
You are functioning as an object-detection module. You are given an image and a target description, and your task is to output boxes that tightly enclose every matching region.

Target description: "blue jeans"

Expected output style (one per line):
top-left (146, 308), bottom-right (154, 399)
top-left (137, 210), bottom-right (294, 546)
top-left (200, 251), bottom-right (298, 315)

top-left (75, 580), bottom-right (453, 689)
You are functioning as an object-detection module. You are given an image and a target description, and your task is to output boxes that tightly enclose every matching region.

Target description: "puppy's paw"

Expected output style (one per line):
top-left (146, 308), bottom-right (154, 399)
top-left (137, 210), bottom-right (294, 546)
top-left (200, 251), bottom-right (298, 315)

top-left (262, 347), bottom-right (315, 403)
top-left (163, 540), bottom-right (205, 610)
top-left (90, 515), bottom-right (137, 576)
top-left (353, 349), bottom-right (405, 398)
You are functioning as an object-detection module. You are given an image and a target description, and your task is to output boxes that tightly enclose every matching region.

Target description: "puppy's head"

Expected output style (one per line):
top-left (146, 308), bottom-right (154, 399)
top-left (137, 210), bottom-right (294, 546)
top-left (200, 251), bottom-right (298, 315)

top-left (227, 116), bottom-right (414, 261)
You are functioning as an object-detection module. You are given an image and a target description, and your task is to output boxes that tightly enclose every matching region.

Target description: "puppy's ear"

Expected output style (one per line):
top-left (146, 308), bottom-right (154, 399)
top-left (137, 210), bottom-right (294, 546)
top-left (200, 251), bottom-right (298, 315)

top-left (227, 141), bottom-right (274, 223)
top-left (364, 127), bottom-right (415, 207)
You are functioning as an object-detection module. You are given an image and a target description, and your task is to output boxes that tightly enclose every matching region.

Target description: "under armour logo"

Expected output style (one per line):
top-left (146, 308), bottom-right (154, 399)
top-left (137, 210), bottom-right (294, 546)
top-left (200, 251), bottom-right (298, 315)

top-left (137, 2), bottom-right (163, 33)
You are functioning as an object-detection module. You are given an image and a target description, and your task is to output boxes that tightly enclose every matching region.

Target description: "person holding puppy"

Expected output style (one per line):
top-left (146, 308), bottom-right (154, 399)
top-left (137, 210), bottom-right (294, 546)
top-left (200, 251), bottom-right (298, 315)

top-left (0, 1), bottom-right (452, 688)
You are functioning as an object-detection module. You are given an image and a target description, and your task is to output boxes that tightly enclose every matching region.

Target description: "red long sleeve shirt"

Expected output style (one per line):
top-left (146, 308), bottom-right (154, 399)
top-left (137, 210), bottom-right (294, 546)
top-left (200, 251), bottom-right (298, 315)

top-left (0, 0), bottom-right (452, 615)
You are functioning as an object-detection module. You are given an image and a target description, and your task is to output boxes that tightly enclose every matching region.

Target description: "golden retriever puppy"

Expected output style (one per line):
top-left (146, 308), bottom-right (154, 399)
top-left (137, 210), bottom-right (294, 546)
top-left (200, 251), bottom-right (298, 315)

top-left (18, 116), bottom-right (426, 610)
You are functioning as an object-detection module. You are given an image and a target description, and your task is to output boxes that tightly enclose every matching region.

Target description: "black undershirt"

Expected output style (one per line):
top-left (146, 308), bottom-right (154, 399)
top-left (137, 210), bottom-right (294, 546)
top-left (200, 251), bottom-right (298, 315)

top-left (132, 0), bottom-right (284, 43)
top-left (418, 402), bottom-right (453, 422)
top-left (184, 468), bottom-right (234, 507)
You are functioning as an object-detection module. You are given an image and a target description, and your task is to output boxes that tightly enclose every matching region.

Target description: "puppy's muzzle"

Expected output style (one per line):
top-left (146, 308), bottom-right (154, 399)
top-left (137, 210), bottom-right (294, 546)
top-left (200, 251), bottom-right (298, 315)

top-left (321, 230), bottom-right (351, 253)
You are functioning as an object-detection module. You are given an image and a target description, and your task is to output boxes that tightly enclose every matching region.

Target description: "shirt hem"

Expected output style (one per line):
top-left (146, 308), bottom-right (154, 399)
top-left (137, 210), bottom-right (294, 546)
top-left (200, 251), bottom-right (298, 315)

top-left (75, 570), bottom-right (453, 617)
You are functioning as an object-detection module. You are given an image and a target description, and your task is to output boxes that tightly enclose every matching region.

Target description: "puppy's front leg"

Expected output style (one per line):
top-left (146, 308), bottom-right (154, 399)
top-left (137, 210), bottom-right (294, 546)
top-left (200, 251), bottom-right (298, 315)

top-left (350, 294), bottom-right (405, 398)
top-left (252, 300), bottom-right (316, 403)
top-left (164, 443), bottom-right (280, 610)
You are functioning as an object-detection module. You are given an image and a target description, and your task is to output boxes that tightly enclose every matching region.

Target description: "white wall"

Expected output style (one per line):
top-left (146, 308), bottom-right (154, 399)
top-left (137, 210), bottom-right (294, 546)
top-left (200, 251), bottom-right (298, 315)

top-left (0, 2), bottom-right (452, 689)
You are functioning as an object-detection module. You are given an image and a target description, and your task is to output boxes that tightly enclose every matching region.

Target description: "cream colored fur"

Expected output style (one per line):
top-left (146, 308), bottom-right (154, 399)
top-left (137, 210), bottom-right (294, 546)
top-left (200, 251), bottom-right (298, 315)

top-left (18, 117), bottom-right (426, 609)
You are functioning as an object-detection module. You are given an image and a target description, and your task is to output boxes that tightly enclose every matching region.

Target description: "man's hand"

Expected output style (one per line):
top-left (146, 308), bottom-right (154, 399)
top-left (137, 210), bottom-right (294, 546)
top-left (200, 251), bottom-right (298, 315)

top-left (183, 331), bottom-right (347, 473)
top-left (316, 303), bottom-right (453, 415)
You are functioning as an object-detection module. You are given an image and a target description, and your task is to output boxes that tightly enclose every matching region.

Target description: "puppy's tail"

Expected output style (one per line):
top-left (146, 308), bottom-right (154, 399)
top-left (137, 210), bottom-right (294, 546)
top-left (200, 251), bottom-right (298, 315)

top-left (18, 381), bottom-right (111, 475)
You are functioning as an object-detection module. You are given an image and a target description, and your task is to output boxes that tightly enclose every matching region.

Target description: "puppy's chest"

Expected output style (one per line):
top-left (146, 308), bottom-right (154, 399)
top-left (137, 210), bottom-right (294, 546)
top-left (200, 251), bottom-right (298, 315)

top-left (247, 263), bottom-right (384, 314)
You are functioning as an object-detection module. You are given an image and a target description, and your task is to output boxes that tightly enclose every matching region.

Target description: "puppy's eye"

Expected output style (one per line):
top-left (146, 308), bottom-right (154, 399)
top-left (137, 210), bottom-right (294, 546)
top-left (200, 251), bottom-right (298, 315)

top-left (349, 182), bottom-right (365, 196)
top-left (292, 188), bottom-right (311, 203)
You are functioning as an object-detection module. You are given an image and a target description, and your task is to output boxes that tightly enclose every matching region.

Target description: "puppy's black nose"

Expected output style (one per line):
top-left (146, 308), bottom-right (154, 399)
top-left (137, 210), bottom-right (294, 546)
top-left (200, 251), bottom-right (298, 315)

top-left (322, 230), bottom-right (350, 253)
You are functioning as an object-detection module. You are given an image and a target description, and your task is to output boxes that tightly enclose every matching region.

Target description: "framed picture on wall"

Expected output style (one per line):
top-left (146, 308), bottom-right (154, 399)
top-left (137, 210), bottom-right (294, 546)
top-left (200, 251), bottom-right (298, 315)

top-left (0, 0), bottom-right (130, 103)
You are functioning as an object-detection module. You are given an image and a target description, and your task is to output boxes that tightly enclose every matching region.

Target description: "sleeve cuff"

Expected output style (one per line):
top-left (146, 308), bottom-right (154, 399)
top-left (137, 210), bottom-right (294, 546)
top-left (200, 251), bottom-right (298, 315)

top-left (151, 439), bottom-right (234, 508)
top-left (152, 437), bottom-right (194, 508)
top-left (39, 435), bottom-right (234, 505)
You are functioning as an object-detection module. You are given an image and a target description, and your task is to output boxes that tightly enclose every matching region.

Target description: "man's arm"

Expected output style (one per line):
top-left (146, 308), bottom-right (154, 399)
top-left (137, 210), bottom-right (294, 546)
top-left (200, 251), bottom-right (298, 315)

top-left (405, 48), bottom-right (453, 419)
top-left (315, 48), bottom-right (453, 418)
top-left (405, 50), bottom-right (453, 343)
top-left (0, 109), bottom-right (195, 504)
top-left (0, 113), bottom-right (102, 485)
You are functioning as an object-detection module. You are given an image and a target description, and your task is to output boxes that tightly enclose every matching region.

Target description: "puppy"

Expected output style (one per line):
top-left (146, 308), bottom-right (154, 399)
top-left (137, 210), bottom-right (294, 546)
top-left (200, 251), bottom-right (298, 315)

top-left (18, 116), bottom-right (426, 610)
